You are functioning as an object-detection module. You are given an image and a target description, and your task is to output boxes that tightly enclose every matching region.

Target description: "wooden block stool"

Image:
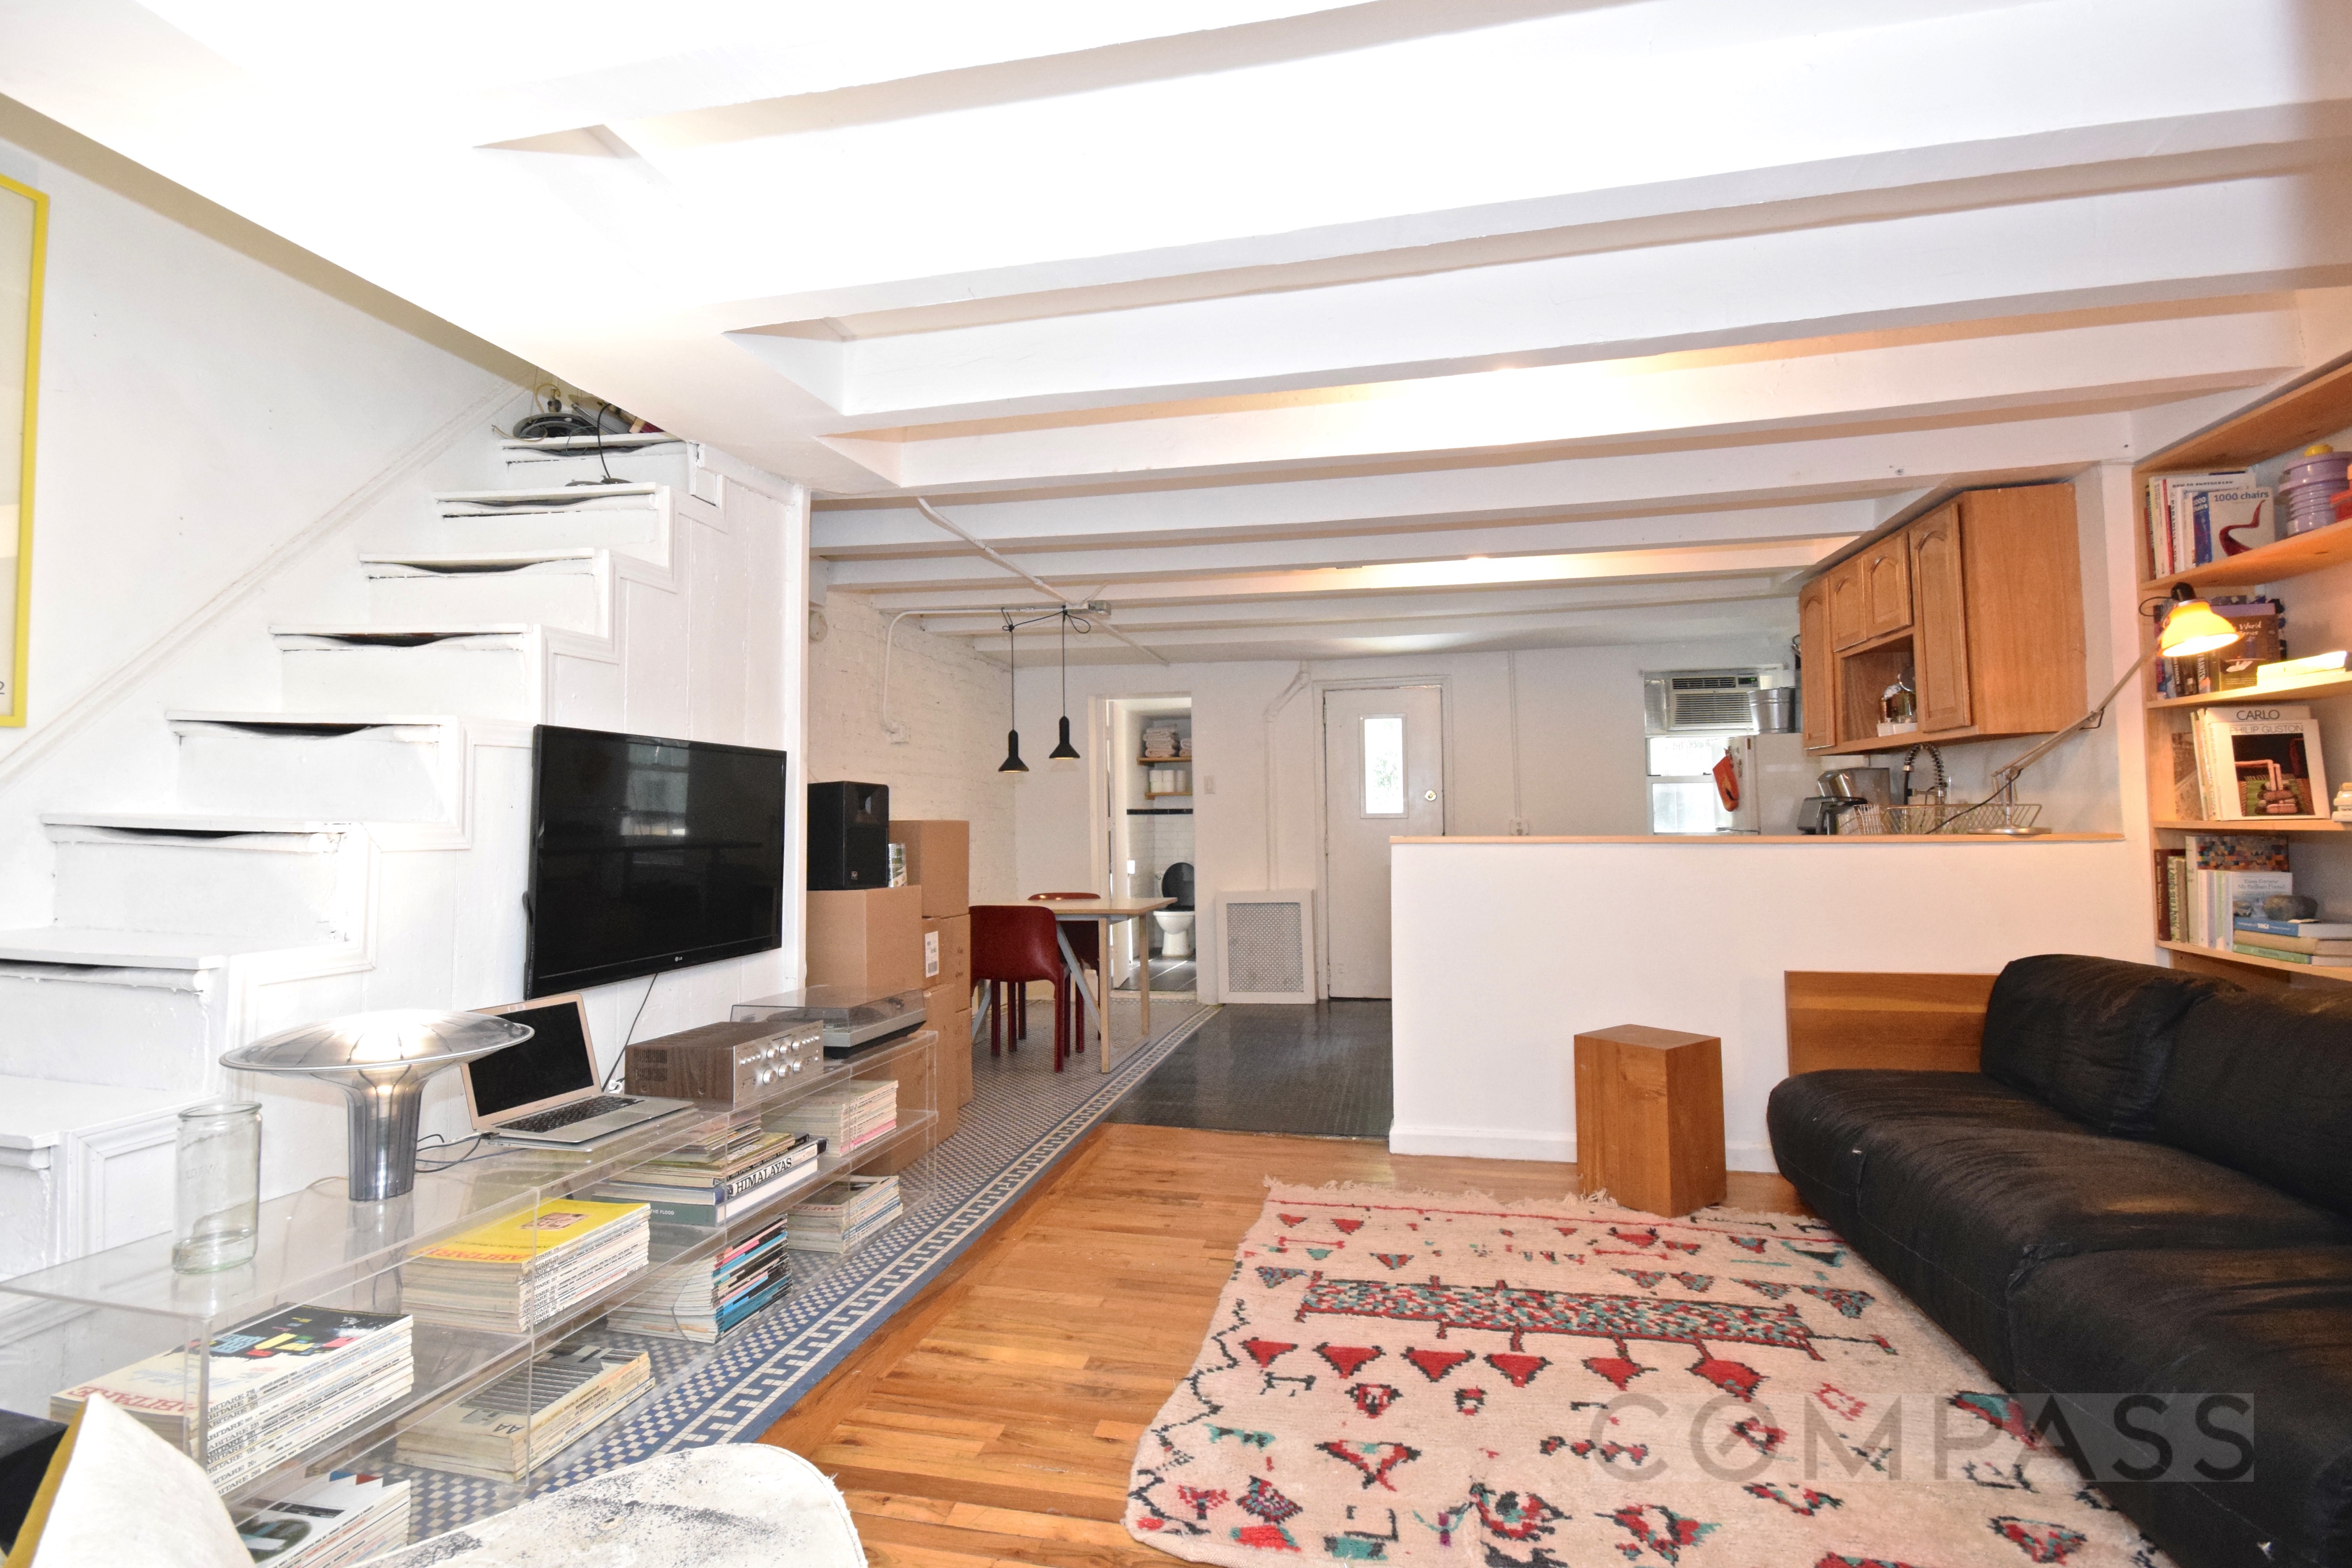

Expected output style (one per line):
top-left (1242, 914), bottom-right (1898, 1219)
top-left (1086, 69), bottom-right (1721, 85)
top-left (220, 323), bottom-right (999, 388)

top-left (1573, 1024), bottom-right (1727, 1218)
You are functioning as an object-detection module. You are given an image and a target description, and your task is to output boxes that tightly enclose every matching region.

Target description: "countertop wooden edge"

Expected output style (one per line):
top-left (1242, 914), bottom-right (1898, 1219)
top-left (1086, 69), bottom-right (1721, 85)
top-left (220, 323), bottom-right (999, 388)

top-left (1390, 833), bottom-right (2128, 845)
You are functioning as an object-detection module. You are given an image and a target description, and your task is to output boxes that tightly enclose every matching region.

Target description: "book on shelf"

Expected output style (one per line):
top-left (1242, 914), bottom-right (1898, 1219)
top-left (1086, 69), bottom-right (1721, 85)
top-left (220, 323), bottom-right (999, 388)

top-left (2231, 942), bottom-right (2352, 967)
top-left (2187, 704), bottom-right (2325, 821)
top-left (233, 1468), bottom-right (413, 1568)
top-left (2180, 835), bottom-right (2291, 950)
top-left (765, 1082), bottom-right (899, 1157)
top-left (2147, 469), bottom-right (2253, 576)
top-left (402, 1199), bottom-right (651, 1335)
top-left (2154, 847), bottom-right (2186, 942)
top-left (593, 1132), bottom-right (823, 1227)
top-left (784, 1174), bottom-right (902, 1255)
top-left (607, 1212), bottom-right (794, 1343)
top-left (2235, 916), bottom-right (2352, 943)
top-left (392, 1339), bottom-right (650, 1482)
top-left (50, 1306), bottom-right (414, 1499)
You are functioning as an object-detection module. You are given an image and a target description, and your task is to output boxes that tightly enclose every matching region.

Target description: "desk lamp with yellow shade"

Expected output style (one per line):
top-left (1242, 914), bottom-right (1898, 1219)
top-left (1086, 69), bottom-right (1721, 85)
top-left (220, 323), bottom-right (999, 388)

top-left (1970, 583), bottom-right (2243, 832)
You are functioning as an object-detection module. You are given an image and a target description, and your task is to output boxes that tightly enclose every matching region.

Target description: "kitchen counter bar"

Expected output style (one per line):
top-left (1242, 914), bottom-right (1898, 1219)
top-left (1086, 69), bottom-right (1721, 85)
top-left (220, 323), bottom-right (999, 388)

top-left (1392, 833), bottom-right (2124, 844)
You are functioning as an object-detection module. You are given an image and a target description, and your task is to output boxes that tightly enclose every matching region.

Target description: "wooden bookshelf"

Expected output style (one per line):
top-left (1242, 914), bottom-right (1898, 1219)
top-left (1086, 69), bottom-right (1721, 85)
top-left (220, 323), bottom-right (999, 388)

top-left (2139, 352), bottom-right (2352, 971)
top-left (2146, 674), bottom-right (2352, 709)
top-left (2143, 514), bottom-right (2352, 594)
top-left (2156, 939), bottom-right (2352, 985)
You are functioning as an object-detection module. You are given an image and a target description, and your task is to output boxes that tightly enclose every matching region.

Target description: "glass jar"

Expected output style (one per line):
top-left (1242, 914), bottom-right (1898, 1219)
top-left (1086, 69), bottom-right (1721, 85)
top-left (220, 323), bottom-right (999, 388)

top-left (172, 1101), bottom-right (262, 1273)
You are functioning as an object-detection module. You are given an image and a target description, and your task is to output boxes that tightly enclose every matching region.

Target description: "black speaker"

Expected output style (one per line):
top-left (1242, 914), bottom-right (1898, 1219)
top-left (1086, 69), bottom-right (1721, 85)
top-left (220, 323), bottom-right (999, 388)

top-left (808, 781), bottom-right (889, 890)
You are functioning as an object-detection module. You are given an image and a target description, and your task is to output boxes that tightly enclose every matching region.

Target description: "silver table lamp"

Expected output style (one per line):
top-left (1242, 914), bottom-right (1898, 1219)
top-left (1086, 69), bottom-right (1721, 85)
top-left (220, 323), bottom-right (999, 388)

top-left (221, 1011), bottom-right (532, 1200)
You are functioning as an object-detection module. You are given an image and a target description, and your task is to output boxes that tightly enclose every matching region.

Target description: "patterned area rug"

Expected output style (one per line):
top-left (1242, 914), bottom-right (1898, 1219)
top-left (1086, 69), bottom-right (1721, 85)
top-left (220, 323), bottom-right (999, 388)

top-left (1127, 1182), bottom-right (2168, 1568)
top-left (399, 994), bottom-right (1214, 1541)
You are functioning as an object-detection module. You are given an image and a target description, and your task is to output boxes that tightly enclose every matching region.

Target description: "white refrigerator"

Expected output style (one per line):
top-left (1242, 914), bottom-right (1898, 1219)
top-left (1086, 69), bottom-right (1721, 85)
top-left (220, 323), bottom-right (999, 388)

top-left (1724, 733), bottom-right (1816, 835)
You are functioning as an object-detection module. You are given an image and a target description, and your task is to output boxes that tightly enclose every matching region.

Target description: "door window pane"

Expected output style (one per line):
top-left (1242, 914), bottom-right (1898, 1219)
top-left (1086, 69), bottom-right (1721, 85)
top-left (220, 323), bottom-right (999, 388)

top-left (1362, 714), bottom-right (1405, 816)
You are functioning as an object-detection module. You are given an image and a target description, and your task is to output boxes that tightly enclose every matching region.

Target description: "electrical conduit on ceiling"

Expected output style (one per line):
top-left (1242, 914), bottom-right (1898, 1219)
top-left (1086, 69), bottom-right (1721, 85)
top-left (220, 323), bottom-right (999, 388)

top-left (1263, 665), bottom-right (1311, 886)
top-left (912, 498), bottom-right (1168, 666)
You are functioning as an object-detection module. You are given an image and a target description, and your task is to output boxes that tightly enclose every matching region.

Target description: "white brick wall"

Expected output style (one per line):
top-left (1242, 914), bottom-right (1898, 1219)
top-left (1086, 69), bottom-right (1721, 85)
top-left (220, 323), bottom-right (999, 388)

top-left (807, 594), bottom-right (1018, 903)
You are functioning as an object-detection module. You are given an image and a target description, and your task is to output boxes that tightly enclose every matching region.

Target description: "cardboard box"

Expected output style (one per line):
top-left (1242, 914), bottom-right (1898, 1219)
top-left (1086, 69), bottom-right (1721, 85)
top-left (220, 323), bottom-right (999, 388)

top-left (926, 983), bottom-right (974, 1107)
top-left (890, 820), bottom-right (969, 918)
top-left (805, 885), bottom-right (925, 993)
top-left (921, 913), bottom-right (971, 996)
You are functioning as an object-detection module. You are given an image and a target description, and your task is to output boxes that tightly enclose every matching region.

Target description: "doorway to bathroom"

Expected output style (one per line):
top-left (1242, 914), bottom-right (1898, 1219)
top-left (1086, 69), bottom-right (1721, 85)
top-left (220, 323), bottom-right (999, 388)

top-left (1105, 695), bottom-right (1196, 996)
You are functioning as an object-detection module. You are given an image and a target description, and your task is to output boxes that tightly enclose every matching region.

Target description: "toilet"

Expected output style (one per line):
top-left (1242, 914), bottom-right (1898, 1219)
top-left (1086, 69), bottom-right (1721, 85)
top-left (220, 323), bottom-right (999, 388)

top-left (1151, 862), bottom-right (1195, 959)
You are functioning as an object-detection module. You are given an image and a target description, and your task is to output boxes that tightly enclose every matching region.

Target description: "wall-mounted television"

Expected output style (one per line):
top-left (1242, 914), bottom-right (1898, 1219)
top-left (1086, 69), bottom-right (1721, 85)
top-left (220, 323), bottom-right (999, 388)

top-left (526, 725), bottom-right (787, 996)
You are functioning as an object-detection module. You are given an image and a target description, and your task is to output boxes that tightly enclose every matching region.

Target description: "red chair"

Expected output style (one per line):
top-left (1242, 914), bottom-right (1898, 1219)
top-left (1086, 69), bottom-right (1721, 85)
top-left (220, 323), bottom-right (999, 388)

top-left (971, 905), bottom-right (1073, 1071)
top-left (1031, 894), bottom-right (1099, 1056)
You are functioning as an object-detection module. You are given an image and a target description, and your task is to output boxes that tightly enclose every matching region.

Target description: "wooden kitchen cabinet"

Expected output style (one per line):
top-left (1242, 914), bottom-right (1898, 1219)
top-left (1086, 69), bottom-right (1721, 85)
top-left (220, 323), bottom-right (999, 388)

top-left (1801, 482), bottom-right (2083, 753)
top-left (1797, 578), bottom-right (1837, 751)
top-left (1826, 556), bottom-right (1869, 649)
top-left (1909, 502), bottom-right (1971, 732)
top-left (1862, 538), bottom-right (1912, 639)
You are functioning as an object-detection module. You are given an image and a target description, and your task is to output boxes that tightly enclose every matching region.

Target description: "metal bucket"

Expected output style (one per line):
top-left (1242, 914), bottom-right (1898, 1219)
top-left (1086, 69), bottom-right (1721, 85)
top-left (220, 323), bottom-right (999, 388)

top-left (1751, 688), bottom-right (1797, 732)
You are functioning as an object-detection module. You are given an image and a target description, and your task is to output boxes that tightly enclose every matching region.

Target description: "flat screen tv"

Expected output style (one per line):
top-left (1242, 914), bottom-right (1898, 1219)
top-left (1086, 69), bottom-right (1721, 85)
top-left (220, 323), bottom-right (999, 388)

top-left (526, 725), bottom-right (787, 996)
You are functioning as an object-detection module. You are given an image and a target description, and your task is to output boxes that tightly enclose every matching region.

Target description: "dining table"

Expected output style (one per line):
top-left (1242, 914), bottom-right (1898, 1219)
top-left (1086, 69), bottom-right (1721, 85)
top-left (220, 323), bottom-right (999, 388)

top-left (1031, 895), bottom-right (1176, 1073)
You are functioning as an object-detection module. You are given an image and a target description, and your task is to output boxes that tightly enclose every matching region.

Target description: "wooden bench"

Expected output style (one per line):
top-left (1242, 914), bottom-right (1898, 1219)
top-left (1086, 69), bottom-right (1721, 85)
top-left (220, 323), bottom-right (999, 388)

top-left (1783, 971), bottom-right (1995, 1076)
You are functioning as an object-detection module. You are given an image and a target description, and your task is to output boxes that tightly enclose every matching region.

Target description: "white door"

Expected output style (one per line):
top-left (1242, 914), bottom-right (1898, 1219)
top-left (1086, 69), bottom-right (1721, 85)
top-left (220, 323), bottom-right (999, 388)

top-left (1324, 685), bottom-right (1444, 998)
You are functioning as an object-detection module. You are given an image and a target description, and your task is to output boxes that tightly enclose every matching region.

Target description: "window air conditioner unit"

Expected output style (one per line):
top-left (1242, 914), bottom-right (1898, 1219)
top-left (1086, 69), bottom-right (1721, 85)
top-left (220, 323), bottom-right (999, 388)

top-left (1213, 889), bottom-right (1317, 1004)
top-left (1643, 668), bottom-right (1784, 734)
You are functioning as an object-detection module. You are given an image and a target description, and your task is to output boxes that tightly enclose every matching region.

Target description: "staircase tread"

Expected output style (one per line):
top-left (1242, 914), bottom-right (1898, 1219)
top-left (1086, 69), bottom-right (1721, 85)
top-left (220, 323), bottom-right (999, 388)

top-left (0, 925), bottom-right (336, 970)
top-left (501, 434), bottom-right (680, 451)
top-left (42, 811), bottom-right (356, 833)
top-left (166, 709), bottom-right (479, 725)
top-left (436, 484), bottom-right (659, 502)
top-left (359, 549), bottom-right (600, 565)
top-left (0, 1076), bottom-right (211, 1148)
top-left (270, 622), bottom-right (537, 635)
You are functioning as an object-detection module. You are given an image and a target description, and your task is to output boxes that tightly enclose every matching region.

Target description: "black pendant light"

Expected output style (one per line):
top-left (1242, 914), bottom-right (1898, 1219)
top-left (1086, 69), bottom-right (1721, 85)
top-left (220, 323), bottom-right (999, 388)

top-left (999, 613), bottom-right (1028, 773)
top-left (1049, 610), bottom-right (1081, 763)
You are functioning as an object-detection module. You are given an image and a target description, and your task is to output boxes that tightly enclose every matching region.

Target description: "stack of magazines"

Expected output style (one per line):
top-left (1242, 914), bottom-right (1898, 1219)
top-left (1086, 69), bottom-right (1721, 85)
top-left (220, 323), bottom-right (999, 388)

top-left (608, 1212), bottom-right (792, 1342)
top-left (592, 1125), bottom-right (822, 1227)
top-left (403, 1199), bottom-right (650, 1334)
top-left (783, 1175), bottom-right (901, 1255)
top-left (51, 1306), bottom-right (413, 1497)
top-left (394, 1338), bottom-right (651, 1481)
top-left (233, 1469), bottom-right (413, 1568)
top-left (766, 1081), bottom-right (898, 1157)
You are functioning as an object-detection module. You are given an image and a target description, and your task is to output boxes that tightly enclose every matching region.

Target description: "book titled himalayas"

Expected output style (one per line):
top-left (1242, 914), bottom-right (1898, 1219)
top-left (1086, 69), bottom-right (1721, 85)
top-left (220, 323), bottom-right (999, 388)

top-left (52, 1305), bottom-right (413, 1498)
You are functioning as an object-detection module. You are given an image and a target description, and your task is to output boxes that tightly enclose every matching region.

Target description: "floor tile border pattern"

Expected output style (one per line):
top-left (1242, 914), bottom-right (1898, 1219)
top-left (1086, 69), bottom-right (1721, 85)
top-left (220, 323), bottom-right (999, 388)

top-left (399, 999), bottom-right (1217, 1539)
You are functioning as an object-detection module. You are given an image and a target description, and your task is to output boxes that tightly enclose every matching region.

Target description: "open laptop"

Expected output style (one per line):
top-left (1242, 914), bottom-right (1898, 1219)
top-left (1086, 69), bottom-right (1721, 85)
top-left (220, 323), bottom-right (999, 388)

top-left (464, 994), bottom-right (691, 1145)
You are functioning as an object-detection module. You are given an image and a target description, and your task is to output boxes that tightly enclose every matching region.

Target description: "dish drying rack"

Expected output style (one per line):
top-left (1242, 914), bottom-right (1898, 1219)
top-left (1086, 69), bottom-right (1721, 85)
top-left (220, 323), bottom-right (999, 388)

top-left (1846, 801), bottom-right (2044, 835)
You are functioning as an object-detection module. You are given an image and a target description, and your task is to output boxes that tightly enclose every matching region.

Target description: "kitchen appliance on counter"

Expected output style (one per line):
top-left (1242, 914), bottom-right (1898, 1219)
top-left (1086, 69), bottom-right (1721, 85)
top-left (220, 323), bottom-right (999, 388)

top-left (1798, 767), bottom-right (1894, 835)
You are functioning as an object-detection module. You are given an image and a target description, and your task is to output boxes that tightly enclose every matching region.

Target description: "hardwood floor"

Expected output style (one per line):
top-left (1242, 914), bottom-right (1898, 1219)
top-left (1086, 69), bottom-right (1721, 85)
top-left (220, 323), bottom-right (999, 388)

top-left (758, 1123), bottom-right (1804, 1567)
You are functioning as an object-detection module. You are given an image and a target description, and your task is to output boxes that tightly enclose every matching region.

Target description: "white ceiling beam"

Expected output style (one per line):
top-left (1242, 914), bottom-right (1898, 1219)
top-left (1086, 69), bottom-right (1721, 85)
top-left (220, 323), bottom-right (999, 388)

top-left (736, 175), bottom-right (2352, 423)
top-left (973, 598), bottom-right (1801, 663)
top-left (811, 413), bottom-right (2132, 552)
top-left (820, 311), bottom-right (2297, 491)
top-left (910, 577), bottom-right (1795, 637)
top-left (860, 538), bottom-right (1843, 615)
top-left (818, 502), bottom-right (1868, 590)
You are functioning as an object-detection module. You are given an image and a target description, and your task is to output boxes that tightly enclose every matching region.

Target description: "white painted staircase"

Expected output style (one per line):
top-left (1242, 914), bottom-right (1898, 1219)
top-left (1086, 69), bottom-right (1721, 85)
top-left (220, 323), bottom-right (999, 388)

top-left (0, 433), bottom-right (712, 1278)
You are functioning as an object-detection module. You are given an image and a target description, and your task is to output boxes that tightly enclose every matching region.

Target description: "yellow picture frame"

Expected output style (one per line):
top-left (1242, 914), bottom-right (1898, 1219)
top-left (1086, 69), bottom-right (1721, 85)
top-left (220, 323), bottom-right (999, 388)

top-left (0, 172), bottom-right (45, 728)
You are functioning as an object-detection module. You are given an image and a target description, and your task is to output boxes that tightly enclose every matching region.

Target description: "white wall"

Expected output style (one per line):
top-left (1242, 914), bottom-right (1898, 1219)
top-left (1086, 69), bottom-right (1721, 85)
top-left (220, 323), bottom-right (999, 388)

top-left (1387, 460), bottom-right (2161, 1167)
top-left (806, 591), bottom-right (1019, 904)
top-left (0, 114), bottom-right (813, 1264)
top-left (0, 122), bottom-right (521, 927)
top-left (1012, 633), bottom-right (1793, 999)
top-left (1391, 837), bottom-right (2152, 1168)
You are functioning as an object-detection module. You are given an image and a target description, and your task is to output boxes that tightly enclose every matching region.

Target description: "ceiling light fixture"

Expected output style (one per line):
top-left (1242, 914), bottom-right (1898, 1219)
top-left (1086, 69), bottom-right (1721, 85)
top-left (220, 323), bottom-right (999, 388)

top-left (999, 611), bottom-right (1028, 773)
top-left (1049, 610), bottom-right (1082, 765)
